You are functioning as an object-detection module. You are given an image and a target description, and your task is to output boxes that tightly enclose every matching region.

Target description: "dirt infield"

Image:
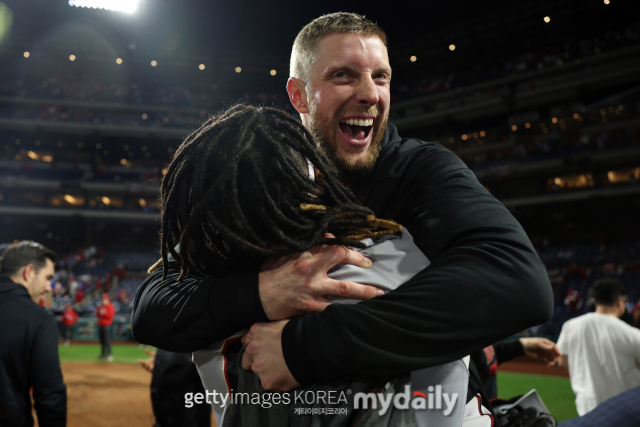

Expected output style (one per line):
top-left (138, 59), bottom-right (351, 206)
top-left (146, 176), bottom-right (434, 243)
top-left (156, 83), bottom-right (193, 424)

top-left (61, 362), bottom-right (155, 427)
top-left (499, 356), bottom-right (570, 378)
top-left (50, 362), bottom-right (218, 427)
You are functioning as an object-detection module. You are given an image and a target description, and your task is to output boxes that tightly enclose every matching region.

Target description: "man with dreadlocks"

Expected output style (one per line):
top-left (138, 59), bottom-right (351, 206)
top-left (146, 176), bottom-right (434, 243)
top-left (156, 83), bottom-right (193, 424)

top-left (132, 11), bottom-right (552, 426)
top-left (148, 103), bottom-right (477, 426)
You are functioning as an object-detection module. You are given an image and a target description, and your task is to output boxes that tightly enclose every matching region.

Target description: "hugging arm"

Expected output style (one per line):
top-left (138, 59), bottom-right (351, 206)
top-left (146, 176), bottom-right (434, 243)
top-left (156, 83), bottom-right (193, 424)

top-left (131, 262), bottom-right (267, 352)
top-left (280, 146), bottom-right (554, 383)
top-left (131, 247), bottom-right (377, 352)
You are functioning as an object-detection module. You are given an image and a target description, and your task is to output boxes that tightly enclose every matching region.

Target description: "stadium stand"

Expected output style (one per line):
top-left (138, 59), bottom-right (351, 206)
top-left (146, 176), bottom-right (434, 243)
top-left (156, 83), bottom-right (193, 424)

top-left (51, 246), bottom-right (155, 315)
top-left (1, 2), bottom-right (638, 343)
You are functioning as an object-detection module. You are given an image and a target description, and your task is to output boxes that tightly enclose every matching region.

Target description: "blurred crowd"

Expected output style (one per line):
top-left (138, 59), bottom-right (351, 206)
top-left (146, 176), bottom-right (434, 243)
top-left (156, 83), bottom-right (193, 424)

top-left (392, 22), bottom-right (640, 102)
top-left (525, 237), bottom-right (640, 336)
top-left (0, 22), bottom-right (637, 130)
top-left (0, 79), bottom-right (293, 113)
top-left (49, 246), bottom-right (151, 315)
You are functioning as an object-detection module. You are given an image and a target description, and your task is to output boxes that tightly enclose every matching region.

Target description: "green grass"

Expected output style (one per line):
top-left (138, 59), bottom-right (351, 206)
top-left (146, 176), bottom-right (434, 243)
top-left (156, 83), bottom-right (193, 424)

top-left (58, 343), bottom-right (154, 364)
top-left (497, 372), bottom-right (579, 422)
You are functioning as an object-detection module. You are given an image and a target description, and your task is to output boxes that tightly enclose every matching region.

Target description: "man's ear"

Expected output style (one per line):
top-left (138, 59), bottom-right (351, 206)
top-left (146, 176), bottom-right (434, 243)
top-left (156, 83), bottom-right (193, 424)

top-left (286, 77), bottom-right (309, 115)
top-left (22, 264), bottom-right (35, 282)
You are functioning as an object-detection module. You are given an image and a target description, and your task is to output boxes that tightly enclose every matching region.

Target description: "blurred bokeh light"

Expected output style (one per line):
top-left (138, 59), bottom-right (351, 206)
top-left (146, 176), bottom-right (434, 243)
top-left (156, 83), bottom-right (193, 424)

top-left (0, 3), bottom-right (13, 45)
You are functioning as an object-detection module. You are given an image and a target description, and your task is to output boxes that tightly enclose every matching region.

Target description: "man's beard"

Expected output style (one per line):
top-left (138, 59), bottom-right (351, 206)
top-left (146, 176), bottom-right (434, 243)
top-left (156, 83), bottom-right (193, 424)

top-left (308, 101), bottom-right (388, 174)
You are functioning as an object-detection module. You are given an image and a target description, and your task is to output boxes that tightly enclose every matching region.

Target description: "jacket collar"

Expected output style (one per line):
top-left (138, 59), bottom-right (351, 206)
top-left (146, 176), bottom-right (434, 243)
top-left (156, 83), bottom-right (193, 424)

top-left (0, 274), bottom-right (31, 302)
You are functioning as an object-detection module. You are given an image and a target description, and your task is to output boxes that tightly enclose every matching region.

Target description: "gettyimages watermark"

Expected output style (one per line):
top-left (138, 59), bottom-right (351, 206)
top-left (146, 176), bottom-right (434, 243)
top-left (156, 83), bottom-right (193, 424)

top-left (185, 384), bottom-right (459, 417)
top-left (184, 389), bottom-right (350, 409)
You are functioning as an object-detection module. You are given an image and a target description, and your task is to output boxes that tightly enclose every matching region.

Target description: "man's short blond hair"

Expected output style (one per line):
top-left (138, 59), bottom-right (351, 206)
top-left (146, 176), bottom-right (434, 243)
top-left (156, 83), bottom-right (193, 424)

top-left (290, 12), bottom-right (387, 85)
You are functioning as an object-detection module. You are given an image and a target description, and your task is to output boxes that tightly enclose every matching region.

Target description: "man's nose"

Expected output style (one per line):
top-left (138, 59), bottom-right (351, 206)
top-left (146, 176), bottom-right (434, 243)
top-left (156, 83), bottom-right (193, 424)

top-left (355, 76), bottom-right (379, 106)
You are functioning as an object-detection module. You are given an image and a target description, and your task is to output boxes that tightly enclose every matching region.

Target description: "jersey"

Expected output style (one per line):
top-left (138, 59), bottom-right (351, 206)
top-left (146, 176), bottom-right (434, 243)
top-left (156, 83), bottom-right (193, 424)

top-left (193, 230), bottom-right (492, 427)
top-left (557, 312), bottom-right (640, 415)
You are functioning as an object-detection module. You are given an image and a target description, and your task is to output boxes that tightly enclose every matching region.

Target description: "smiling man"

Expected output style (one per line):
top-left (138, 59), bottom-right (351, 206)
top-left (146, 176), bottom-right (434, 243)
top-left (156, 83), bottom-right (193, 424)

top-left (295, 30), bottom-right (390, 173)
top-left (132, 12), bottom-right (553, 421)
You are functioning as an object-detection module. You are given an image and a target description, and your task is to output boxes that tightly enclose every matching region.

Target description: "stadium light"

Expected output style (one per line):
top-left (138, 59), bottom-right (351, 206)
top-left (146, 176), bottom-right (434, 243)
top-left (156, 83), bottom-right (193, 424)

top-left (270, 69), bottom-right (276, 75)
top-left (543, 16), bottom-right (551, 23)
top-left (68, 0), bottom-right (138, 14)
top-left (199, 64), bottom-right (205, 70)
top-left (23, 51), bottom-right (29, 58)
top-left (0, 3), bottom-right (13, 45)
top-left (410, 55), bottom-right (417, 62)
top-left (116, 58), bottom-right (122, 64)
top-left (235, 67), bottom-right (241, 73)
top-left (449, 45), bottom-right (455, 51)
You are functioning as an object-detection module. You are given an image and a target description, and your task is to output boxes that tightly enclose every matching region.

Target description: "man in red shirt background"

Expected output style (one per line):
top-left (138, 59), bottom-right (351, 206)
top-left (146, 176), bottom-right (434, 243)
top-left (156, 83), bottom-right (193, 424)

top-left (60, 303), bottom-right (79, 346)
top-left (95, 294), bottom-right (115, 361)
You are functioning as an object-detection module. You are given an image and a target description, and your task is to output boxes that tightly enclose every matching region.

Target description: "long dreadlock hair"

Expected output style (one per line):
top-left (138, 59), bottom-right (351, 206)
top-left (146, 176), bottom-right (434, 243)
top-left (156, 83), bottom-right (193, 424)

top-left (155, 104), bottom-right (401, 280)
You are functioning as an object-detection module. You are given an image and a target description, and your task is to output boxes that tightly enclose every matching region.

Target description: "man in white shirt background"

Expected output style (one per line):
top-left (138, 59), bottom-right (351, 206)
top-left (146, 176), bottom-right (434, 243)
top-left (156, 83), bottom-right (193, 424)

top-left (555, 278), bottom-right (640, 416)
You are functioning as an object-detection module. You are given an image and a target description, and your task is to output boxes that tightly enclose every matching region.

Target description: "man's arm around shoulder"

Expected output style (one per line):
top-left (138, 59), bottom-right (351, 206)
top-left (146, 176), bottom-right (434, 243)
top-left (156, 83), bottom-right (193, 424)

top-left (132, 246), bottom-right (378, 352)
top-left (131, 261), bottom-right (266, 352)
top-left (280, 145), bottom-right (554, 382)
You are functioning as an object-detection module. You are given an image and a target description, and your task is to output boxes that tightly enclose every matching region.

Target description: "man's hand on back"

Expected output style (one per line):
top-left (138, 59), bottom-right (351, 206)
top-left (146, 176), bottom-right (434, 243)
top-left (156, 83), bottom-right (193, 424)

top-left (241, 320), bottom-right (300, 392)
top-left (258, 238), bottom-right (380, 320)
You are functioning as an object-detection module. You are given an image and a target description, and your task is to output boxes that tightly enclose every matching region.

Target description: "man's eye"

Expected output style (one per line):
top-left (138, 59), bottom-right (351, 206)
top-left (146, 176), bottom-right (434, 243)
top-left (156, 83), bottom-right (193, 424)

top-left (335, 72), bottom-right (347, 78)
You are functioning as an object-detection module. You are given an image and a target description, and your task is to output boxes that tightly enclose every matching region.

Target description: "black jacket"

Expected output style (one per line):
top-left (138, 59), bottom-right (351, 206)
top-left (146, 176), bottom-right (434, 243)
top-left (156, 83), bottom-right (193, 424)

top-left (470, 339), bottom-right (526, 399)
top-left (151, 349), bottom-right (211, 427)
top-left (132, 123), bottom-right (553, 383)
top-left (0, 275), bottom-right (67, 427)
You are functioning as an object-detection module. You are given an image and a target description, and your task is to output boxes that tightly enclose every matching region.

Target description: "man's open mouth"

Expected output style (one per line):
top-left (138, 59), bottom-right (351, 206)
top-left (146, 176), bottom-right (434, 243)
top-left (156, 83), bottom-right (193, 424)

top-left (339, 118), bottom-right (374, 143)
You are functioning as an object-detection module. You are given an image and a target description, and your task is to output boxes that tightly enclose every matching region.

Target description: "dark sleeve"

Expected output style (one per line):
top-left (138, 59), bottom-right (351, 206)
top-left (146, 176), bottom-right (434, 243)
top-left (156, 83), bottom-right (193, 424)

top-left (30, 315), bottom-right (67, 427)
top-left (282, 145), bottom-right (553, 384)
top-left (494, 339), bottom-right (525, 364)
top-left (131, 261), bottom-right (268, 352)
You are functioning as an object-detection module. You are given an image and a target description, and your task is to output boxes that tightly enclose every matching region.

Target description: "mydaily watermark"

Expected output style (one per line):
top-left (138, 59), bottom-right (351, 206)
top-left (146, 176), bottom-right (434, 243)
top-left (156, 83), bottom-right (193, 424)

top-left (354, 385), bottom-right (458, 416)
top-left (185, 384), bottom-right (459, 417)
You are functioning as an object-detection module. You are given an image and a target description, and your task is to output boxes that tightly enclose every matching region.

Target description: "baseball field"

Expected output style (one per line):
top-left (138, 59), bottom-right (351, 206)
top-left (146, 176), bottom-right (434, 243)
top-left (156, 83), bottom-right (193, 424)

top-left (52, 343), bottom-right (578, 426)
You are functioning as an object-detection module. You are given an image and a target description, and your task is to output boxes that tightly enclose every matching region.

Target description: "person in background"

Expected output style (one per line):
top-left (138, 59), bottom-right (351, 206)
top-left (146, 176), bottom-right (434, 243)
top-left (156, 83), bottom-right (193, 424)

top-left (74, 286), bottom-right (84, 304)
top-left (554, 278), bottom-right (640, 415)
top-left (117, 287), bottom-right (128, 304)
top-left (138, 348), bottom-right (211, 427)
top-left (96, 293), bottom-right (115, 361)
top-left (0, 240), bottom-right (67, 427)
top-left (60, 303), bottom-right (79, 346)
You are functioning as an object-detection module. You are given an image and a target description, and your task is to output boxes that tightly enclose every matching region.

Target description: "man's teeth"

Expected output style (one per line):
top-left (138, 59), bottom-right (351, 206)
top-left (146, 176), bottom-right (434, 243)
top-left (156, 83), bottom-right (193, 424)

top-left (340, 118), bottom-right (374, 126)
